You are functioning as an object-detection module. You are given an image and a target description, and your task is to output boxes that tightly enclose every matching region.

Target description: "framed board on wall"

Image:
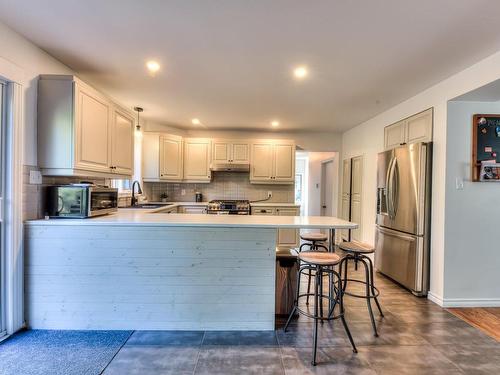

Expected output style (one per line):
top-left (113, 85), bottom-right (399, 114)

top-left (472, 114), bottom-right (500, 182)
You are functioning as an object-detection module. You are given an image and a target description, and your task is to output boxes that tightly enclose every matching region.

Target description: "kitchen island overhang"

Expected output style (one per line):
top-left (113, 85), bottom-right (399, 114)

top-left (24, 212), bottom-right (356, 331)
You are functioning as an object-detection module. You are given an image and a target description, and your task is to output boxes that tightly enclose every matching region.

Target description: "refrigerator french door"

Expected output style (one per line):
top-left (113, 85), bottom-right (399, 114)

top-left (375, 142), bottom-right (432, 296)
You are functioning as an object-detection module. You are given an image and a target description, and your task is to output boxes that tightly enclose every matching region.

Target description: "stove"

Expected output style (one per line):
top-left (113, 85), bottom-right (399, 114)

top-left (207, 200), bottom-right (250, 215)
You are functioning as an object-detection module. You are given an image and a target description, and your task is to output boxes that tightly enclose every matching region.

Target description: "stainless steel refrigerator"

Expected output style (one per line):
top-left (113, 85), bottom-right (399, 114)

top-left (375, 142), bottom-right (432, 296)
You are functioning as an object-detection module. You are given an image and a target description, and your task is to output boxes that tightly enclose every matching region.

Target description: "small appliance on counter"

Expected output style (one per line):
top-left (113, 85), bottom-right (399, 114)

top-left (195, 192), bottom-right (203, 202)
top-left (207, 200), bottom-right (250, 215)
top-left (45, 184), bottom-right (118, 218)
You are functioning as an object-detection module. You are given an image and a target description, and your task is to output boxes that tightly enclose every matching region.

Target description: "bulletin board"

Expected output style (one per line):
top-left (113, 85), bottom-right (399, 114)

top-left (472, 114), bottom-right (500, 181)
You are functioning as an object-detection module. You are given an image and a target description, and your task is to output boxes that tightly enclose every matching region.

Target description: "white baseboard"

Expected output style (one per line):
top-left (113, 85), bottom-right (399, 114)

top-left (427, 291), bottom-right (444, 307)
top-left (441, 298), bottom-right (500, 308)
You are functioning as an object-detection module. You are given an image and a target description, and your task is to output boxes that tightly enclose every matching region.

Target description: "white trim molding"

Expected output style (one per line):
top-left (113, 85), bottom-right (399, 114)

top-left (4, 81), bottom-right (25, 334)
top-left (427, 291), bottom-right (444, 307)
top-left (441, 298), bottom-right (500, 308)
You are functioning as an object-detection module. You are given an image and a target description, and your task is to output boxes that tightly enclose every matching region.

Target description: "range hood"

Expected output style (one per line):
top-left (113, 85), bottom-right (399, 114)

top-left (210, 163), bottom-right (250, 172)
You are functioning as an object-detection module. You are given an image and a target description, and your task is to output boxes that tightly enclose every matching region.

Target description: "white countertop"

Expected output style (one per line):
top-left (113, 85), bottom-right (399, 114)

top-left (26, 210), bottom-right (357, 229)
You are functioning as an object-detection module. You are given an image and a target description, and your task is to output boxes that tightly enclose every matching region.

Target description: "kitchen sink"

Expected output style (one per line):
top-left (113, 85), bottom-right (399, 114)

top-left (128, 203), bottom-right (173, 209)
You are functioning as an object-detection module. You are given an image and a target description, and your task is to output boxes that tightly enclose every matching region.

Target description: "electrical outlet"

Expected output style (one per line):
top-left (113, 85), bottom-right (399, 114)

top-left (267, 191), bottom-right (273, 198)
top-left (181, 189), bottom-right (186, 196)
top-left (29, 170), bottom-right (42, 185)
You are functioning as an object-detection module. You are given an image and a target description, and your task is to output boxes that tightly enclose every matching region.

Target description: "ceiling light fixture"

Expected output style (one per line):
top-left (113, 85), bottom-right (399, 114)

top-left (146, 60), bottom-right (160, 74)
top-left (271, 120), bottom-right (280, 128)
top-left (134, 107), bottom-right (144, 134)
top-left (293, 65), bottom-right (308, 80)
top-left (191, 118), bottom-right (201, 125)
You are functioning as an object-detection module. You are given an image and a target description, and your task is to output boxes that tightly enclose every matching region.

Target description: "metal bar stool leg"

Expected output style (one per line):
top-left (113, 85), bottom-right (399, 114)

top-left (306, 268), bottom-right (312, 305)
top-left (366, 255), bottom-right (384, 317)
top-left (284, 264), bottom-right (303, 332)
top-left (338, 271), bottom-right (357, 353)
top-left (360, 257), bottom-right (378, 337)
top-left (311, 265), bottom-right (321, 366)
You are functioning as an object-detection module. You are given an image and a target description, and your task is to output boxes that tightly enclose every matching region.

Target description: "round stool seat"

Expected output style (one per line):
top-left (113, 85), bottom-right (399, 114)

top-left (339, 241), bottom-right (375, 254)
top-left (300, 232), bottom-right (328, 242)
top-left (299, 251), bottom-right (341, 266)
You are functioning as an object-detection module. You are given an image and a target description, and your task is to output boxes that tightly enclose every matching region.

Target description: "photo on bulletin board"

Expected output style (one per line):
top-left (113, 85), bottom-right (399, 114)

top-left (472, 114), bottom-right (500, 182)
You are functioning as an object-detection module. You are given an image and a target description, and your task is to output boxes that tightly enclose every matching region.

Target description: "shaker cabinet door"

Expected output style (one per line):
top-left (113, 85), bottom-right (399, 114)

top-left (183, 138), bottom-right (211, 182)
top-left (74, 85), bottom-right (111, 172)
top-left (250, 142), bottom-right (274, 181)
top-left (111, 108), bottom-right (134, 175)
top-left (160, 135), bottom-right (183, 181)
top-left (273, 143), bottom-right (295, 182)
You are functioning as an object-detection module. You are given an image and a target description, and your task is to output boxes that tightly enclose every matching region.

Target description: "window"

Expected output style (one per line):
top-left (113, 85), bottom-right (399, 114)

top-left (110, 178), bottom-right (132, 192)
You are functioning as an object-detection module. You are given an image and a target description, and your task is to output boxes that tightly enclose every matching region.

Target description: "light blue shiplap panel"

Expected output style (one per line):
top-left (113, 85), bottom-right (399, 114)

top-left (25, 225), bottom-right (276, 330)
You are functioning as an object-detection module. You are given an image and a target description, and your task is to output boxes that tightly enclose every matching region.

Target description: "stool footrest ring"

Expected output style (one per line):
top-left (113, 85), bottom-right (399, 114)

top-left (342, 278), bottom-right (380, 298)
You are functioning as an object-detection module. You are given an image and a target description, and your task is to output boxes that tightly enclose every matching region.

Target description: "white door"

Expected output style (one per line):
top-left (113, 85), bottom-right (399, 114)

top-left (340, 159), bottom-right (351, 241)
top-left (160, 135), bottom-right (183, 181)
top-left (274, 142), bottom-right (295, 182)
top-left (350, 156), bottom-right (363, 241)
top-left (320, 160), bottom-right (334, 216)
top-left (74, 84), bottom-right (111, 172)
top-left (250, 142), bottom-right (273, 182)
top-left (111, 108), bottom-right (134, 175)
top-left (183, 138), bottom-right (211, 182)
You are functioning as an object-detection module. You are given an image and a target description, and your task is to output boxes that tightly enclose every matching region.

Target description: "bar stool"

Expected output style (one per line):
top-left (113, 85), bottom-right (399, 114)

top-left (284, 251), bottom-right (357, 366)
top-left (298, 232), bottom-right (329, 305)
top-left (338, 241), bottom-right (384, 336)
top-left (299, 232), bottom-right (328, 252)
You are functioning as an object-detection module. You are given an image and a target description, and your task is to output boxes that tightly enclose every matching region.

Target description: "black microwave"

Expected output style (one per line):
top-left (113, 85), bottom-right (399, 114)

top-left (45, 185), bottom-right (118, 218)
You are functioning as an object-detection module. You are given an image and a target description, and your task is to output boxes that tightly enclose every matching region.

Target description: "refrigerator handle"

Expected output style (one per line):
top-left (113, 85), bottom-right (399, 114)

top-left (386, 156), bottom-right (395, 220)
top-left (392, 157), bottom-right (399, 217)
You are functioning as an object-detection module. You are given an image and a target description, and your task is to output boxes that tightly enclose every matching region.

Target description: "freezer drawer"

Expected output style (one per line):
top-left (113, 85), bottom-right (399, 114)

top-left (374, 226), bottom-right (428, 295)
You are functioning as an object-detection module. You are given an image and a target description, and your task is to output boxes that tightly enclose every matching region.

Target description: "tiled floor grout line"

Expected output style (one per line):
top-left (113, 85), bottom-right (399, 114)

top-left (276, 331), bottom-right (287, 375)
top-left (99, 330), bottom-right (135, 375)
top-left (191, 331), bottom-right (205, 375)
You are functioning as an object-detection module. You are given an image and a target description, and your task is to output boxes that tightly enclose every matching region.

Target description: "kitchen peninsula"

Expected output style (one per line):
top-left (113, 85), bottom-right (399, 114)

top-left (24, 211), bottom-right (356, 331)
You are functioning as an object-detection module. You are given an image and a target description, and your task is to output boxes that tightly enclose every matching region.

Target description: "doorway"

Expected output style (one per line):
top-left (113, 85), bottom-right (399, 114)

top-left (340, 155), bottom-right (363, 242)
top-left (320, 159), bottom-right (335, 216)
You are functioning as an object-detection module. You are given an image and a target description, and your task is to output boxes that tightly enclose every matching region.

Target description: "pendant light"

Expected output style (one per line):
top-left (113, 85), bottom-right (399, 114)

top-left (134, 106), bottom-right (143, 132)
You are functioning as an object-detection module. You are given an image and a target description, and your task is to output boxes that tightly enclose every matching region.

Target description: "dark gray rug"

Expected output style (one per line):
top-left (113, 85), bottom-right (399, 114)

top-left (0, 330), bottom-right (132, 375)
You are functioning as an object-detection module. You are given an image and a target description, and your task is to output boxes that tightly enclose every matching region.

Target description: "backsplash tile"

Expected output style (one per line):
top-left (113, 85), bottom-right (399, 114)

top-left (143, 172), bottom-right (294, 203)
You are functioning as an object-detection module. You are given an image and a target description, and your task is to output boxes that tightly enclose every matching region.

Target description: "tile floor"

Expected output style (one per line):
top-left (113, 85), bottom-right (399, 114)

top-left (101, 262), bottom-right (500, 374)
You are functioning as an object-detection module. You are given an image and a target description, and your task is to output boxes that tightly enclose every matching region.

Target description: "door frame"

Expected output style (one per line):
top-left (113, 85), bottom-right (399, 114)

top-left (0, 56), bottom-right (25, 337)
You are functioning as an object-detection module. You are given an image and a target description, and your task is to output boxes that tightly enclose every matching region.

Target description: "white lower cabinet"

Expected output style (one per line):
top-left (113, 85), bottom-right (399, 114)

top-left (251, 205), bottom-right (300, 248)
top-left (177, 205), bottom-right (207, 214)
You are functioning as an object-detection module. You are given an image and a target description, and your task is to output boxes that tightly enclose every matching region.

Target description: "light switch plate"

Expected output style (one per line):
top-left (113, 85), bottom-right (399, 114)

top-left (29, 170), bottom-right (42, 185)
top-left (455, 177), bottom-right (464, 190)
top-left (181, 189), bottom-right (186, 196)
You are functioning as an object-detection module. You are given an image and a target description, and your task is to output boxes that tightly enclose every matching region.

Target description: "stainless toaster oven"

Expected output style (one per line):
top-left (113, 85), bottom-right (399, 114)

top-left (46, 185), bottom-right (118, 218)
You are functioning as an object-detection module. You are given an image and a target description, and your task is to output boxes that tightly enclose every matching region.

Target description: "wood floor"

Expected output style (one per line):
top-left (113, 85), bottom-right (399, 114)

top-left (448, 307), bottom-right (500, 341)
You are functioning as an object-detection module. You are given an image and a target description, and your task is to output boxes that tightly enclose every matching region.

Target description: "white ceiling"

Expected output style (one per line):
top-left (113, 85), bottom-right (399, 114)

top-left (1, 0), bottom-right (500, 132)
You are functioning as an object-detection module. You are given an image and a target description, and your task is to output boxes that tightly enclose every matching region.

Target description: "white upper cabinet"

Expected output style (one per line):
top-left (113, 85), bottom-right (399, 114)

top-left (384, 108), bottom-right (433, 150)
top-left (38, 75), bottom-right (134, 177)
top-left (160, 134), bottom-right (183, 181)
top-left (142, 133), bottom-right (160, 181)
top-left (212, 139), bottom-right (249, 165)
top-left (183, 138), bottom-right (211, 182)
top-left (406, 109), bottom-right (433, 144)
top-left (250, 140), bottom-right (295, 184)
top-left (384, 120), bottom-right (406, 150)
top-left (111, 107), bottom-right (134, 175)
top-left (250, 142), bottom-right (274, 181)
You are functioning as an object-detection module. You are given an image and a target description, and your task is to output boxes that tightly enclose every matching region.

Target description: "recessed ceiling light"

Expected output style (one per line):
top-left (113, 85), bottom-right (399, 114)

top-left (191, 118), bottom-right (201, 125)
top-left (146, 60), bottom-right (160, 74)
top-left (271, 120), bottom-right (280, 127)
top-left (293, 65), bottom-right (308, 80)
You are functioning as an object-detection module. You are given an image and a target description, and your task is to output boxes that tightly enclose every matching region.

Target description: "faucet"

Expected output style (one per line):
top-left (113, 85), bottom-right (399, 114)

top-left (131, 180), bottom-right (143, 206)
